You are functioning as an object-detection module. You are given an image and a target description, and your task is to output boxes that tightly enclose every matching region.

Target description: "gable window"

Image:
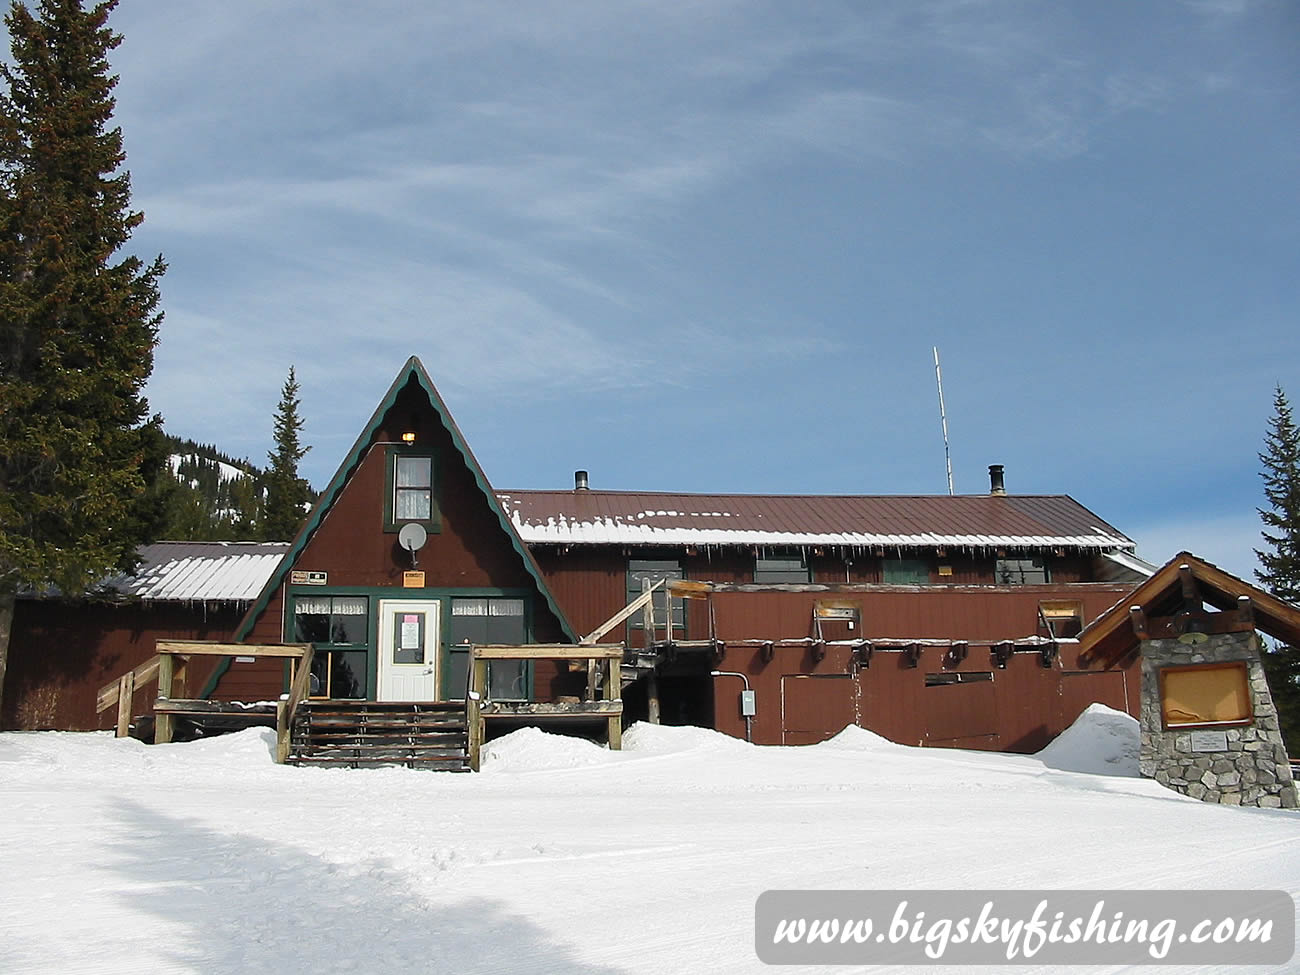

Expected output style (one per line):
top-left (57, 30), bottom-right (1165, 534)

top-left (996, 557), bottom-right (1049, 584)
top-left (627, 560), bottom-right (685, 636)
top-left (384, 448), bottom-right (439, 532)
top-left (1039, 600), bottom-right (1083, 639)
top-left (448, 597), bottom-right (528, 700)
top-left (293, 595), bottom-right (369, 699)
top-left (883, 558), bottom-right (931, 585)
top-left (755, 555), bottom-right (811, 584)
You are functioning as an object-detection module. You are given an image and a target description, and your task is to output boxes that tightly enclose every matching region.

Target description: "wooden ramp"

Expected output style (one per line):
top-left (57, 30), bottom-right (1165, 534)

top-left (288, 702), bottom-right (471, 770)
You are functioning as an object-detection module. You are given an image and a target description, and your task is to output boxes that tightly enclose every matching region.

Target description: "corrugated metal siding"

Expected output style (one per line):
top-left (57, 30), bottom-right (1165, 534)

top-left (703, 584), bottom-right (1139, 752)
top-left (498, 489), bottom-right (1134, 551)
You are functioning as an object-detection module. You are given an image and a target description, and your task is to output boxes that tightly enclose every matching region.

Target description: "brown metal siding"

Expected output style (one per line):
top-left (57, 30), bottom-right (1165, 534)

top-left (702, 584), bottom-right (1139, 751)
top-left (3, 600), bottom-right (242, 730)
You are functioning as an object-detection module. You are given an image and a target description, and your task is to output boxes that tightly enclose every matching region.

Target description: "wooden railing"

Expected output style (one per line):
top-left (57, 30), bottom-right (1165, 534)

top-left (95, 641), bottom-right (313, 762)
top-left (465, 643), bottom-right (624, 771)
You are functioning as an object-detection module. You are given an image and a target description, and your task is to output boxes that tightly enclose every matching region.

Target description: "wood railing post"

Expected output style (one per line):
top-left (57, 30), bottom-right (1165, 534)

top-left (115, 671), bottom-right (134, 738)
top-left (275, 700), bottom-right (289, 764)
top-left (276, 645), bottom-right (316, 765)
top-left (155, 652), bottom-right (175, 744)
top-left (466, 652), bottom-right (489, 771)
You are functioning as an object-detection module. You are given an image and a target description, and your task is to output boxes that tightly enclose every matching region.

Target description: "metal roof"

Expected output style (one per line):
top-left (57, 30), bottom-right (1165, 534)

top-left (495, 490), bottom-right (1135, 551)
top-left (106, 541), bottom-right (289, 603)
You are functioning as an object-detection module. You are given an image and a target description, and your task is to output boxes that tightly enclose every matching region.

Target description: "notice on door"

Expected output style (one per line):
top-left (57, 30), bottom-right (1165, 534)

top-left (400, 614), bottom-right (422, 650)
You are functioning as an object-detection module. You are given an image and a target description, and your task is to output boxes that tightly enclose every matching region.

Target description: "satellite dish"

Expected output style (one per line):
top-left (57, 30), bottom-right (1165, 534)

top-left (398, 523), bottom-right (428, 553)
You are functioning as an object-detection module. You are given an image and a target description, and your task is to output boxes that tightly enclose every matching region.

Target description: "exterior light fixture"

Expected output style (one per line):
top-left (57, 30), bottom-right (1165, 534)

top-left (401, 431), bottom-right (417, 444)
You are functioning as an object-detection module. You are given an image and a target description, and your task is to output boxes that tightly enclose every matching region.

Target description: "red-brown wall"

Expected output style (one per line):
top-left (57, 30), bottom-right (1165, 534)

top-left (3, 599), bottom-right (242, 730)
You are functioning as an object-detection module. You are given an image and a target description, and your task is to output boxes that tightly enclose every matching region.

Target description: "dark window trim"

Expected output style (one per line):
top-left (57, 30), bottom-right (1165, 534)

top-left (383, 445), bottom-right (441, 533)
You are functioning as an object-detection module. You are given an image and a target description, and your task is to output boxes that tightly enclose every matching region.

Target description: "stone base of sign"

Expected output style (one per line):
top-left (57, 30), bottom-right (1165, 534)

top-left (1139, 631), bottom-right (1296, 809)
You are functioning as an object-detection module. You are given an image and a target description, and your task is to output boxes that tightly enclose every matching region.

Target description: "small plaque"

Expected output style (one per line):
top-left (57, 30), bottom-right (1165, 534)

top-left (290, 570), bottom-right (327, 586)
top-left (1190, 730), bottom-right (1229, 752)
top-left (403, 570), bottom-right (425, 588)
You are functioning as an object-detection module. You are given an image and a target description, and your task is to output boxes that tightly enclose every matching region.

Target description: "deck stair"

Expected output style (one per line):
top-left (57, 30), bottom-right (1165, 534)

top-left (288, 701), bottom-right (470, 770)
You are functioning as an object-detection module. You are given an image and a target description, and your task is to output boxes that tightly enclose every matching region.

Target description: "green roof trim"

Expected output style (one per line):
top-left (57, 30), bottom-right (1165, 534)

top-left (206, 357), bottom-right (578, 700)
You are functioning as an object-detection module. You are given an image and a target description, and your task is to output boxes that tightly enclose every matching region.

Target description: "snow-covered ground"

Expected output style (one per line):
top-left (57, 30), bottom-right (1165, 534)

top-left (2, 706), bottom-right (1295, 974)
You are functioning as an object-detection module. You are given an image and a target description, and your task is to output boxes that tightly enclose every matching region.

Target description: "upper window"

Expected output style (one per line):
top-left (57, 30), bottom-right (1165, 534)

top-left (883, 558), bottom-right (931, 585)
top-left (996, 557), bottom-right (1049, 584)
top-left (384, 448), bottom-right (439, 532)
top-left (627, 560), bottom-right (685, 634)
top-left (1039, 600), bottom-right (1083, 639)
top-left (755, 555), bottom-right (811, 584)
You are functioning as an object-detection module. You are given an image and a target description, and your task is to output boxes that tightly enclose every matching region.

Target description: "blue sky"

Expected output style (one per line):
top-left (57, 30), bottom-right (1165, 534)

top-left (101, 0), bottom-right (1297, 579)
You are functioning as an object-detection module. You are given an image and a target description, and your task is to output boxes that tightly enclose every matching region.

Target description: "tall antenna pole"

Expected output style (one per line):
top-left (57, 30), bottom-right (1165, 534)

top-left (933, 346), bottom-right (954, 495)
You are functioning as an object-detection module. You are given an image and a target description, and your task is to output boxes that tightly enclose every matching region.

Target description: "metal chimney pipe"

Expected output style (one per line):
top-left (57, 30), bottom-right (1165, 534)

top-left (574, 470), bottom-right (589, 491)
top-left (988, 464), bottom-right (1006, 496)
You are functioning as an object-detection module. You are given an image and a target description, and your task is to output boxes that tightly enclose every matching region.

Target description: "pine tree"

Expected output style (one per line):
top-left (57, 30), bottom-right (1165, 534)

top-left (260, 366), bottom-right (312, 541)
top-left (1255, 385), bottom-right (1300, 754)
top-left (0, 0), bottom-right (166, 710)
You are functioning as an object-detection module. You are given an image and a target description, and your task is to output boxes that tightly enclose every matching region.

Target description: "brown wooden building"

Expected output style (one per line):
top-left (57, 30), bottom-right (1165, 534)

top-left (3, 542), bottom-right (285, 730)
top-left (5, 356), bottom-right (1160, 755)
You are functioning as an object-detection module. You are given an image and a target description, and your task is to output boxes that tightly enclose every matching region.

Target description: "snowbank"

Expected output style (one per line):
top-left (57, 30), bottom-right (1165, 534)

top-left (1035, 703), bottom-right (1140, 777)
top-left (815, 723), bottom-right (901, 752)
top-left (621, 720), bottom-right (751, 755)
top-left (479, 726), bottom-right (618, 773)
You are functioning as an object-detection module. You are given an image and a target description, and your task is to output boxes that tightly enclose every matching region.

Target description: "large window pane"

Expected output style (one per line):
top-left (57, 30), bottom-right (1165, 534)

top-left (331, 651), bottom-right (367, 699)
top-left (883, 559), bottom-right (931, 585)
top-left (294, 610), bottom-right (331, 643)
top-left (396, 455), bottom-right (432, 488)
top-left (489, 659), bottom-right (528, 700)
top-left (446, 646), bottom-right (470, 699)
top-left (395, 489), bottom-right (431, 520)
top-left (755, 556), bottom-right (810, 583)
top-left (996, 558), bottom-right (1049, 584)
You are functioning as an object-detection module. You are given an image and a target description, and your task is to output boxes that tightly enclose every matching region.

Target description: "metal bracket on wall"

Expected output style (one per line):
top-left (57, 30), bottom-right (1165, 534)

top-left (991, 641), bottom-right (1015, 669)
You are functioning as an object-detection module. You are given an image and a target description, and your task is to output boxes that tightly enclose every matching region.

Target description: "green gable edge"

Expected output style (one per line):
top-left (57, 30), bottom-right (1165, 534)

top-left (202, 356), bottom-right (579, 699)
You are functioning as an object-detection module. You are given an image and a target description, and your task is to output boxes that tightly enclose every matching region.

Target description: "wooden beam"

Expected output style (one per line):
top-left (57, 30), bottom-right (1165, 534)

top-left (646, 671), bottom-right (660, 724)
top-left (467, 657), bottom-right (488, 771)
top-left (470, 643), bottom-right (624, 660)
top-left (479, 700), bottom-right (624, 717)
top-left (155, 653), bottom-right (175, 744)
top-left (1129, 605), bottom-right (1148, 640)
top-left (1237, 595), bottom-right (1254, 627)
top-left (96, 655), bottom-right (160, 713)
top-left (1179, 564), bottom-right (1200, 611)
top-left (115, 672), bottom-right (134, 738)
top-left (667, 579), bottom-right (714, 598)
top-left (155, 641), bottom-right (312, 658)
top-left (580, 579), bottom-right (663, 644)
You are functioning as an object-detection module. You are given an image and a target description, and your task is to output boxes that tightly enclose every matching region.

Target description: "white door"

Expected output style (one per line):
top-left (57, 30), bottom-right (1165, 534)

top-left (377, 599), bottom-right (440, 701)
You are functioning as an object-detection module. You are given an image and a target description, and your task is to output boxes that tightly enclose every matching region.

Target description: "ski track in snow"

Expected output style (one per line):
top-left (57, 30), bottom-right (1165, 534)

top-left (2, 710), bottom-right (1297, 975)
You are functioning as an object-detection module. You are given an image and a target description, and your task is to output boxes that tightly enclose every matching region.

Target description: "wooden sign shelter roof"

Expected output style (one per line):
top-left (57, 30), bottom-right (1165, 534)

top-left (1076, 552), bottom-right (1300, 669)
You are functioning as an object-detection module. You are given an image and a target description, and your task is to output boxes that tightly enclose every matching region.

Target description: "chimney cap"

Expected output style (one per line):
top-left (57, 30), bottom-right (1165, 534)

top-left (988, 464), bottom-right (1007, 496)
top-left (574, 470), bottom-right (589, 491)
